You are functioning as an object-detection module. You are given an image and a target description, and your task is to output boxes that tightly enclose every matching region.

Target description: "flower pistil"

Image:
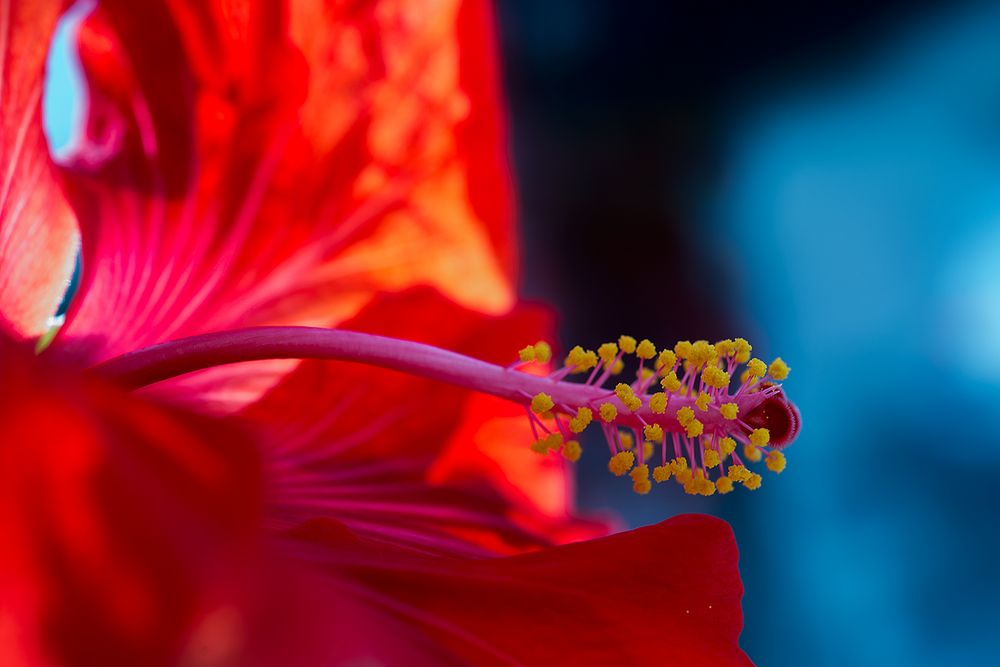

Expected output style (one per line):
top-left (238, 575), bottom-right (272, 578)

top-left (95, 328), bottom-right (800, 497)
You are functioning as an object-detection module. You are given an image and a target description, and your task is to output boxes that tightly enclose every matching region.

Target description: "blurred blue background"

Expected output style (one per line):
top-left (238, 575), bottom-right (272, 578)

top-left (496, 1), bottom-right (1000, 665)
top-left (44, 1), bottom-right (1000, 665)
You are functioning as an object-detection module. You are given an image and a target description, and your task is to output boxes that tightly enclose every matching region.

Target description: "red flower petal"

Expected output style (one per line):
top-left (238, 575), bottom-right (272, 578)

top-left (263, 514), bottom-right (752, 666)
top-left (237, 287), bottom-right (607, 555)
top-left (56, 0), bottom-right (516, 376)
top-left (0, 0), bottom-right (79, 338)
top-left (426, 390), bottom-right (615, 553)
top-left (0, 336), bottom-right (262, 666)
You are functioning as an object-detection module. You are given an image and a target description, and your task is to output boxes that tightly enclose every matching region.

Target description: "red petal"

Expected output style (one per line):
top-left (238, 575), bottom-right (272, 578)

top-left (56, 0), bottom-right (516, 381)
top-left (0, 336), bottom-right (262, 665)
top-left (427, 390), bottom-right (614, 552)
top-left (0, 1), bottom-right (79, 338)
top-left (269, 514), bottom-right (752, 666)
top-left (237, 287), bottom-right (607, 555)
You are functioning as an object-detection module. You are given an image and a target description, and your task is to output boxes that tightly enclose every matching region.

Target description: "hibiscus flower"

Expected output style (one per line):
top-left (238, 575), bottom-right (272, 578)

top-left (0, 0), bottom-right (798, 664)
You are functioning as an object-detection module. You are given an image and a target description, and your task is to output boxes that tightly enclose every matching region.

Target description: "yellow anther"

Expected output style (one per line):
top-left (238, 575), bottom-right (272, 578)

top-left (668, 456), bottom-right (689, 474)
top-left (689, 341), bottom-right (717, 368)
top-left (608, 451), bottom-right (635, 476)
top-left (676, 406), bottom-right (695, 426)
top-left (765, 450), bottom-right (786, 473)
top-left (743, 443), bottom-right (763, 462)
top-left (749, 428), bottom-right (770, 448)
top-left (743, 473), bottom-right (762, 490)
top-left (746, 358), bottom-right (767, 378)
top-left (684, 469), bottom-right (715, 496)
top-left (685, 419), bottom-right (704, 438)
top-left (599, 402), bottom-right (618, 423)
top-left (655, 349), bottom-right (677, 372)
top-left (619, 431), bottom-right (635, 450)
top-left (644, 424), bottom-right (664, 442)
top-left (562, 439), bottom-right (582, 462)
top-left (739, 369), bottom-right (750, 384)
top-left (716, 476), bottom-right (734, 494)
top-left (768, 357), bottom-right (790, 381)
top-left (533, 341), bottom-right (552, 363)
top-left (630, 464), bottom-right (651, 495)
top-left (614, 383), bottom-right (642, 412)
top-left (531, 392), bottom-right (554, 415)
top-left (565, 346), bottom-right (598, 373)
top-left (733, 338), bottom-right (752, 364)
top-left (642, 442), bottom-right (654, 462)
top-left (703, 448), bottom-right (721, 468)
top-left (720, 403), bottom-right (739, 420)
top-left (695, 391), bottom-right (712, 412)
top-left (569, 407), bottom-right (593, 434)
top-left (649, 392), bottom-right (668, 414)
top-left (675, 468), bottom-right (693, 485)
top-left (618, 335), bottom-right (637, 354)
top-left (518, 345), bottom-right (536, 362)
top-left (719, 437), bottom-right (737, 455)
top-left (636, 339), bottom-right (657, 360)
top-left (598, 342), bottom-right (619, 367)
top-left (715, 339), bottom-right (735, 357)
top-left (653, 465), bottom-right (672, 483)
top-left (674, 340), bottom-right (693, 359)
top-left (728, 464), bottom-right (750, 482)
top-left (530, 432), bottom-right (563, 454)
top-left (639, 367), bottom-right (655, 382)
top-left (702, 366), bottom-right (730, 389)
top-left (660, 371), bottom-right (681, 393)
top-left (610, 359), bottom-right (624, 375)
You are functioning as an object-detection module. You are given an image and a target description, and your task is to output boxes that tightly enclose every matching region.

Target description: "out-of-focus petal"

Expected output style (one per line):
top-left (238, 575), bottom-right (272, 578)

top-left (0, 0), bottom-right (79, 338)
top-left (0, 336), bottom-right (262, 666)
top-left (427, 390), bottom-right (617, 552)
top-left (237, 287), bottom-right (607, 555)
top-left (266, 514), bottom-right (752, 666)
top-left (56, 0), bottom-right (515, 379)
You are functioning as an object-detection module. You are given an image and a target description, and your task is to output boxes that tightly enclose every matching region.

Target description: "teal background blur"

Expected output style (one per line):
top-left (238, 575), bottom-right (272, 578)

top-left (44, 1), bottom-right (1000, 665)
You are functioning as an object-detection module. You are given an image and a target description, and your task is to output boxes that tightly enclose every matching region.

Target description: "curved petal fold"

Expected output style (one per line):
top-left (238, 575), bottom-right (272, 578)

top-left (262, 514), bottom-right (752, 666)
top-left (0, 0), bottom-right (79, 339)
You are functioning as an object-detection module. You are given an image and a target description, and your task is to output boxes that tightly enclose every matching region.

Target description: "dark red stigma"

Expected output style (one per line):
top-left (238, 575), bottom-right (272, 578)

top-left (742, 385), bottom-right (801, 449)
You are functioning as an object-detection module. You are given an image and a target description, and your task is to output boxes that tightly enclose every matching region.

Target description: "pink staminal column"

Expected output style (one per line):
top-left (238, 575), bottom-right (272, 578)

top-left (95, 328), bottom-right (801, 495)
